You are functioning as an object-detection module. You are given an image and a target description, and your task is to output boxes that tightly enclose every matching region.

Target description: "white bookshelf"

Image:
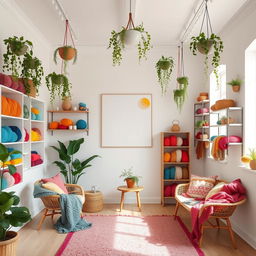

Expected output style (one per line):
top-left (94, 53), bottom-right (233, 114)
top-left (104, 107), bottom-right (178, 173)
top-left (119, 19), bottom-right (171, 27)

top-left (0, 84), bottom-right (45, 190)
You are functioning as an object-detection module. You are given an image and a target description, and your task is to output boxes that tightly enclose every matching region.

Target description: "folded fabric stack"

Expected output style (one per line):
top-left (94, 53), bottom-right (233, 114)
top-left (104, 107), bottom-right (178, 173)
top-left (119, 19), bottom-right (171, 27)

top-left (7, 147), bottom-right (22, 165)
top-left (164, 135), bottom-right (188, 146)
top-left (1, 96), bottom-right (21, 117)
top-left (164, 184), bottom-right (178, 197)
top-left (0, 73), bottom-right (25, 93)
top-left (49, 119), bottom-right (73, 130)
top-left (196, 107), bottom-right (209, 114)
top-left (31, 107), bottom-right (42, 120)
top-left (31, 151), bottom-right (43, 166)
top-left (1, 126), bottom-right (22, 143)
top-left (164, 167), bottom-right (189, 180)
top-left (31, 128), bottom-right (42, 141)
top-left (164, 150), bottom-right (189, 162)
top-left (23, 104), bottom-right (30, 119)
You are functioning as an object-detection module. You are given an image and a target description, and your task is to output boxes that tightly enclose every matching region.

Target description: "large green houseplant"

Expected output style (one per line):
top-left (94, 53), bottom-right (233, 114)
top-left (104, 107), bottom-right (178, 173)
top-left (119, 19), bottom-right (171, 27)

top-left (190, 32), bottom-right (223, 84)
top-left (45, 72), bottom-right (71, 104)
top-left (173, 76), bottom-right (188, 112)
top-left (155, 56), bottom-right (174, 95)
top-left (3, 36), bottom-right (33, 77)
top-left (22, 53), bottom-right (44, 96)
top-left (51, 138), bottom-right (100, 184)
top-left (108, 24), bottom-right (152, 66)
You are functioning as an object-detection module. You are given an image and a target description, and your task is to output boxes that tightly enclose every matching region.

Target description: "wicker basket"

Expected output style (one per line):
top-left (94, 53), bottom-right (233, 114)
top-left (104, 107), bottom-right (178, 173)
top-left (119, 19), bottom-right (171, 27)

top-left (0, 231), bottom-right (19, 256)
top-left (83, 191), bottom-right (103, 213)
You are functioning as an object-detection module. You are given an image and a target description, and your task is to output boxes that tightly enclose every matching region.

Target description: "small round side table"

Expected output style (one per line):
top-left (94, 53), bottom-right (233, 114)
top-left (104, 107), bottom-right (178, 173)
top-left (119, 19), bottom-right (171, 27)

top-left (117, 186), bottom-right (144, 212)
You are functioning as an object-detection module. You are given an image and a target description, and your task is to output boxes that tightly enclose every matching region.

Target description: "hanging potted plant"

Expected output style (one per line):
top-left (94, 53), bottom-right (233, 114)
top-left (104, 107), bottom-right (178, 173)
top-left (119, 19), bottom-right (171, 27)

top-left (45, 72), bottom-right (72, 109)
top-left (173, 76), bottom-right (188, 112)
top-left (227, 77), bottom-right (242, 92)
top-left (155, 56), bottom-right (174, 95)
top-left (108, 1), bottom-right (152, 66)
top-left (3, 36), bottom-right (33, 77)
top-left (22, 53), bottom-right (44, 97)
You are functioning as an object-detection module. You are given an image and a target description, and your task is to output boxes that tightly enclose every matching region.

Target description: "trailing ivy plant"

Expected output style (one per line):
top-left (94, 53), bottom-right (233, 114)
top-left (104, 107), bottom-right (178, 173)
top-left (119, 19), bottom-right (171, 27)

top-left (190, 32), bottom-right (223, 85)
top-left (155, 56), bottom-right (174, 95)
top-left (22, 53), bottom-right (44, 95)
top-left (3, 36), bottom-right (33, 77)
top-left (45, 72), bottom-right (71, 103)
top-left (173, 76), bottom-right (188, 112)
top-left (108, 24), bottom-right (152, 66)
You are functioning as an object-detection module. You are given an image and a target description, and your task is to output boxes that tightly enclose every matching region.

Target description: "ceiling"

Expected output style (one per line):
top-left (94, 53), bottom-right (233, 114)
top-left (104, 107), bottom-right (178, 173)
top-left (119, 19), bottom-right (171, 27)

top-left (13, 0), bottom-right (248, 46)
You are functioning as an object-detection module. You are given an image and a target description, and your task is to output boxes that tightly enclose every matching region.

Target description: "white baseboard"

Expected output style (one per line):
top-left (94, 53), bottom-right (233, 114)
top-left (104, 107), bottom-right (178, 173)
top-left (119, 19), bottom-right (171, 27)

top-left (104, 197), bottom-right (161, 204)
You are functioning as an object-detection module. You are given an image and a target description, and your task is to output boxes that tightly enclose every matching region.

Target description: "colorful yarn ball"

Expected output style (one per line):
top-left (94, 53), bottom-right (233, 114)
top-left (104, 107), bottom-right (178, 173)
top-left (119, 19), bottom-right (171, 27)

top-left (60, 119), bottom-right (73, 127)
top-left (1, 178), bottom-right (8, 190)
top-left (76, 119), bottom-right (87, 129)
top-left (12, 172), bottom-right (22, 184)
top-left (31, 112), bottom-right (36, 120)
top-left (3, 172), bottom-right (15, 187)
top-left (49, 122), bottom-right (59, 129)
top-left (23, 104), bottom-right (29, 119)
top-left (31, 107), bottom-right (40, 115)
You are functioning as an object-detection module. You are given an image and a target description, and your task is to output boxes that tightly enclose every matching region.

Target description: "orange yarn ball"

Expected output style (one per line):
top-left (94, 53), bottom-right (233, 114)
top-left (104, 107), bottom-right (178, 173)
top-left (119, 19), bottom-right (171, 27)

top-left (164, 152), bottom-right (171, 162)
top-left (60, 119), bottom-right (73, 127)
top-left (49, 122), bottom-right (59, 129)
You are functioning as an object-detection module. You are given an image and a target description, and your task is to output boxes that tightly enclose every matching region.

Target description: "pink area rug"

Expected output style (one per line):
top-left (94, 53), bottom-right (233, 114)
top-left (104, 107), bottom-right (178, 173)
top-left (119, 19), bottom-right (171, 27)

top-left (55, 215), bottom-right (204, 256)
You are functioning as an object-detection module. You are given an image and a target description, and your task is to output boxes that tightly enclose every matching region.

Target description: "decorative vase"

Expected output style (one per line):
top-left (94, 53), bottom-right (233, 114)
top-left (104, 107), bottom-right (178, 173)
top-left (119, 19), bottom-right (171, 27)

top-left (171, 120), bottom-right (180, 132)
top-left (197, 40), bottom-right (214, 55)
top-left (124, 30), bottom-right (141, 45)
top-left (232, 85), bottom-right (240, 92)
top-left (249, 160), bottom-right (256, 170)
top-left (62, 97), bottom-right (72, 111)
top-left (126, 178), bottom-right (135, 188)
top-left (0, 231), bottom-right (19, 256)
top-left (58, 47), bottom-right (76, 61)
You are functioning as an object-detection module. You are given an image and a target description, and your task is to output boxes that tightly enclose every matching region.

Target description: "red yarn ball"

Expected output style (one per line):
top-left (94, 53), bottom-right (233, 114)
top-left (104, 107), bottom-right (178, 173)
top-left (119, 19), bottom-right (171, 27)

top-left (12, 173), bottom-right (22, 184)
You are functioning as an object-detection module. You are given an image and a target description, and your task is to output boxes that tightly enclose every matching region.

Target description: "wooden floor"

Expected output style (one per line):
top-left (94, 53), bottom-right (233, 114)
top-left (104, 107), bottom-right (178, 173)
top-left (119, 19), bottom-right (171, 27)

top-left (18, 204), bottom-right (256, 256)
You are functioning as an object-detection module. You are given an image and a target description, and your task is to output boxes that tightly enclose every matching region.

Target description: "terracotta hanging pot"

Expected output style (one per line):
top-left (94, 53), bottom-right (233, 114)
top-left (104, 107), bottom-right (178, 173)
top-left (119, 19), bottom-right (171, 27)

top-left (197, 39), bottom-right (214, 55)
top-left (232, 85), bottom-right (240, 92)
top-left (249, 160), bottom-right (256, 170)
top-left (58, 46), bottom-right (76, 61)
top-left (126, 178), bottom-right (135, 188)
top-left (62, 96), bottom-right (72, 111)
top-left (124, 30), bottom-right (141, 46)
top-left (0, 231), bottom-right (19, 256)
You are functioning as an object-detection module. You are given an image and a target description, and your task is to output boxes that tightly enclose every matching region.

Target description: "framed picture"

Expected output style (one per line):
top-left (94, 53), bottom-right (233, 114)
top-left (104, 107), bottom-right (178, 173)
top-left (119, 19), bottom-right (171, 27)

top-left (101, 93), bottom-right (152, 148)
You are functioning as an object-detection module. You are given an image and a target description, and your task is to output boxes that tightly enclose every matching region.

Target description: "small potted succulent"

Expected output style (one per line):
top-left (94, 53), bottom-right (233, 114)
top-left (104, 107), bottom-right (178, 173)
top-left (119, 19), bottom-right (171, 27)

top-left (173, 76), bottom-right (188, 112)
top-left (190, 32), bottom-right (223, 84)
top-left (22, 53), bottom-right (44, 97)
top-left (108, 24), bottom-right (152, 66)
top-left (227, 78), bottom-right (242, 92)
top-left (3, 36), bottom-right (33, 77)
top-left (45, 72), bottom-right (72, 106)
top-left (155, 56), bottom-right (174, 95)
top-left (119, 167), bottom-right (142, 188)
top-left (54, 45), bottom-right (77, 74)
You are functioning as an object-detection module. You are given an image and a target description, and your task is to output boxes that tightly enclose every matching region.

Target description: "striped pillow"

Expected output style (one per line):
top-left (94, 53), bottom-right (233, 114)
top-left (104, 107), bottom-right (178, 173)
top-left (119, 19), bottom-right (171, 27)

top-left (186, 175), bottom-right (217, 199)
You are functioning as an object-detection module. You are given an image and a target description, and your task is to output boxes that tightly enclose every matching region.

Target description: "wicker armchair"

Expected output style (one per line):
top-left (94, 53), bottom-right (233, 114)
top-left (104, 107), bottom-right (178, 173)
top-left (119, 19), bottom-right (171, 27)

top-left (174, 180), bottom-right (246, 248)
top-left (35, 181), bottom-right (84, 230)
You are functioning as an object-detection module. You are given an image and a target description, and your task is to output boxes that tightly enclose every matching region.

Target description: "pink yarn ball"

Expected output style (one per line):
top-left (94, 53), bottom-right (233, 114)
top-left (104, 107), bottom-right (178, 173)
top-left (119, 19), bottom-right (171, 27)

top-left (12, 173), bottom-right (22, 184)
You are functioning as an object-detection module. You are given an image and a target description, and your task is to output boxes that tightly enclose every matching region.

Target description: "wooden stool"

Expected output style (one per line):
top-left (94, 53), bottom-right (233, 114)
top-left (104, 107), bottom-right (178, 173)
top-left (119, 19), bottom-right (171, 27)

top-left (117, 186), bottom-right (144, 211)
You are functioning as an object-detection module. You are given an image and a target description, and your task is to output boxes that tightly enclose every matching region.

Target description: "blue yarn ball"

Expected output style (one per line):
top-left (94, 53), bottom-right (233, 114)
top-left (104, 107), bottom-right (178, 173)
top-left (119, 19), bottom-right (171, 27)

top-left (1, 178), bottom-right (8, 190)
top-left (76, 119), bottom-right (87, 129)
top-left (31, 112), bottom-right (36, 120)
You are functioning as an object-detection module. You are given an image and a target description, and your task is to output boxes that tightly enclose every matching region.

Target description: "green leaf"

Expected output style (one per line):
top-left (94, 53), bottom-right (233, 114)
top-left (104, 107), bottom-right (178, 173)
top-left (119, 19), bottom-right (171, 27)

top-left (12, 195), bottom-right (20, 205)
top-left (0, 219), bottom-right (10, 229)
top-left (0, 193), bottom-right (14, 213)
top-left (57, 141), bottom-right (67, 155)
top-left (0, 153), bottom-right (9, 162)
top-left (8, 165), bottom-right (17, 175)
top-left (81, 155), bottom-right (100, 167)
top-left (72, 159), bottom-right (81, 170)
top-left (9, 150), bottom-right (21, 155)
top-left (51, 146), bottom-right (71, 163)
top-left (67, 138), bottom-right (84, 155)
top-left (0, 144), bottom-right (8, 154)
top-left (53, 161), bottom-right (67, 172)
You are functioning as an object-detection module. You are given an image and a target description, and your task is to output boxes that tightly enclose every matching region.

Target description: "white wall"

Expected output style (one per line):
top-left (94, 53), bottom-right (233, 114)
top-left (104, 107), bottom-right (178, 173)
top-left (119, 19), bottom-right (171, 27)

top-left (48, 45), bottom-right (205, 203)
top-left (204, 0), bottom-right (256, 249)
top-left (0, 0), bottom-right (51, 218)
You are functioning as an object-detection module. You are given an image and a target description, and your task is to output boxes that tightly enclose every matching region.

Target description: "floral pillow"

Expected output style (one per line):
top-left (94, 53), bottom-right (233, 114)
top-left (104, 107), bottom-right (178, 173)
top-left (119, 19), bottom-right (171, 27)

top-left (186, 174), bottom-right (217, 199)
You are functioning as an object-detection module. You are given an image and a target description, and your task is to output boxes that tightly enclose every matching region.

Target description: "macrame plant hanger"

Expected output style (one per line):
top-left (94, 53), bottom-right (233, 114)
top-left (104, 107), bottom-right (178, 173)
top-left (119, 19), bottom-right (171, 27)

top-left (61, 19), bottom-right (76, 74)
top-left (125, 0), bottom-right (135, 30)
top-left (200, 0), bottom-right (213, 38)
top-left (177, 43), bottom-right (185, 82)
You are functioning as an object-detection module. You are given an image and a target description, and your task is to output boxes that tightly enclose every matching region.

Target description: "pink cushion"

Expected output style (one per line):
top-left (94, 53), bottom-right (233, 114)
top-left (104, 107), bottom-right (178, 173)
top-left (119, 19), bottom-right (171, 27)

top-left (186, 175), bottom-right (217, 199)
top-left (41, 173), bottom-right (68, 194)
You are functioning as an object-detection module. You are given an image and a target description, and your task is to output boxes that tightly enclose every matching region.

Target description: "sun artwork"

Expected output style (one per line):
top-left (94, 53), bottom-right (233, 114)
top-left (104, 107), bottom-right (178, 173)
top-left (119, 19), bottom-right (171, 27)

top-left (139, 97), bottom-right (151, 109)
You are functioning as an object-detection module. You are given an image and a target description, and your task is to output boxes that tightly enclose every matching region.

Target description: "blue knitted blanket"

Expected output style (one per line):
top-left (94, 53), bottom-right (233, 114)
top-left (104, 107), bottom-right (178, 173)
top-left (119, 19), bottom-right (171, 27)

top-left (33, 183), bottom-right (92, 233)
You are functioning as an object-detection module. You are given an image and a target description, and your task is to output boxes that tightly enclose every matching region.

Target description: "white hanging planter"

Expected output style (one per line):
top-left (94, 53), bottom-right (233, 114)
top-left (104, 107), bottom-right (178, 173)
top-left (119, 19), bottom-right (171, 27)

top-left (124, 29), bottom-right (141, 45)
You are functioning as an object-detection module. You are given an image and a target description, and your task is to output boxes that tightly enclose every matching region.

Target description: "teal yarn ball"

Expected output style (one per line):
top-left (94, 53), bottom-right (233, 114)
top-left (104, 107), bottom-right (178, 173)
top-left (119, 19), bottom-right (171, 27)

top-left (76, 119), bottom-right (87, 129)
top-left (1, 178), bottom-right (8, 190)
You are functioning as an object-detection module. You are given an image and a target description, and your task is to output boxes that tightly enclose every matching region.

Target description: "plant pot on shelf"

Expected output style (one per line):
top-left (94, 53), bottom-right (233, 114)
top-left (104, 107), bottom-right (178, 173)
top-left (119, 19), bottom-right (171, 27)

top-left (249, 160), bottom-right (256, 170)
top-left (232, 85), bottom-right (240, 92)
top-left (62, 96), bottom-right (72, 111)
top-left (124, 29), bottom-right (141, 45)
top-left (0, 231), bottom-right (19, 256)
top-left (196, 40), bottom-right (214, 55)
top-left (58, 47), bottom-right (76, 61)
top-left (24, 79), bottom-right (36, 97)
top-left (126, 178), bottom-right (135, 188)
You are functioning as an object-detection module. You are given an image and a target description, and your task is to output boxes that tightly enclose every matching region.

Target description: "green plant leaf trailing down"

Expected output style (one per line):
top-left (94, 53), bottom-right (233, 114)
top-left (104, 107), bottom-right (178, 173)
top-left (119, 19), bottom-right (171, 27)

top-left (155, 56), bottom-right (174, 95)
top-left (119, 167), bottom-right (142, 185)
top-left (3, 36), bottom-right (33, 77)
top-left (190, 32), bottom-right (224, 85)
top-left (51, 138), bottom-right (100, 184)
top-left (45, 72), bottom-right (72, 103)
top-left (108, 24), bottom-right (152, 66)
top-left (22, 53), bottom-right (44, 95)
top-left (54, 45), bottom-right (77, 74)
top-left (173, 76), bottom-right (188, 112)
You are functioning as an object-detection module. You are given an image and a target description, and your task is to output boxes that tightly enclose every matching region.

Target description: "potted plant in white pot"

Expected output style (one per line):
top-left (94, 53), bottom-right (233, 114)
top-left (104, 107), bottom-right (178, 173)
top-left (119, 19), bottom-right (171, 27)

top-left (155, 56), bottom-right (174, 95)
top-left (227, 78), bottom-right (242, 92)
